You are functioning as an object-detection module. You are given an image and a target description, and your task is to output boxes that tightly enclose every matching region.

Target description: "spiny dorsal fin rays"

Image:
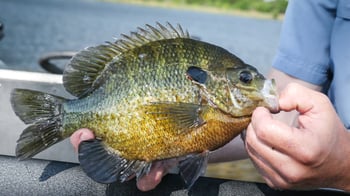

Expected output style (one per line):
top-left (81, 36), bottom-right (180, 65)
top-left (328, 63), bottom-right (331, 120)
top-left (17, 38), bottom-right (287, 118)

top-left (110, 22), bottom-right (190, 54)
top-left (136, 22), bottom-right (189, 43)
top-left (120, 33), bottom-right (143, 46)
top-left (63, 22), bottom-right (190, 98)
top-left (146, 24), bottom-right (166, 39)
top-left (107, 22), bottom-right (190, 59)
top-left (157, 22), bottom-right (171, 36)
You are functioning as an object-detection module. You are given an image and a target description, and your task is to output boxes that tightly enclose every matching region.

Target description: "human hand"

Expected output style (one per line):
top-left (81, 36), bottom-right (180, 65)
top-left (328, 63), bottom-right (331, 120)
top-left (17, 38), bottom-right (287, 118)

top-left (70, 128), bottom-right (175, 191)
top-left (70, 128), bottom-right (95, 153)
top-left (245, 83), bottom-right (350, 191)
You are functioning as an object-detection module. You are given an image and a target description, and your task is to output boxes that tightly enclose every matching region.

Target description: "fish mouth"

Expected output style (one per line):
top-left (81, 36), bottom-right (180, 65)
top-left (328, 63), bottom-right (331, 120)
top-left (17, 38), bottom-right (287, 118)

top-left (260, 79), bottom-right (279, 113)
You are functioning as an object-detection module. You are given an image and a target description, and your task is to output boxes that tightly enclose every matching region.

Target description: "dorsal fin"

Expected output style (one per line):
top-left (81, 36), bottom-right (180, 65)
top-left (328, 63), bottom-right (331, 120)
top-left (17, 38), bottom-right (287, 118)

top-left (63, 45), bottom-right (119, 97)
top-left (63, 22), bottom-right (190, 98)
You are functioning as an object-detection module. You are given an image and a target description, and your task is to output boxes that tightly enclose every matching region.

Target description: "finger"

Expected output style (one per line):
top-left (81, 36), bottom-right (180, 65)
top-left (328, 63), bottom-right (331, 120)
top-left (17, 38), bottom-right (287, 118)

top-left (250, 107), bottom-right (315, 162)
top-left (245, 124), bottom-right (288, 189)
top-left (279, 83), bottom-right (329, 114)
top-left (248, 145), bottom-right (310, 190)
top-left (279, 83), bottom-right (335, 130)
top-left (246, 144), bottom-right (284, 189)
top-left (246, 123), bottom-right (307, 189)
top-left (136, 159), bottom-right (179, 191)
top-left (136, 161), bottom-right (166, 192)
top-left (250, 107), bottom-right (297, 152)
top-left (70, 128), bottom-right (95, 152)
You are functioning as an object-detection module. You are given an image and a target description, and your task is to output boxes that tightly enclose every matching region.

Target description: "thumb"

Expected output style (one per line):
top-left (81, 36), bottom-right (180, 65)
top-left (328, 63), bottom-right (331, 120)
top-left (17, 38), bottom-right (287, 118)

top-left (70, 128), bottom-right (95, 152)
top-left (278, 83), bottom-right (317, 114)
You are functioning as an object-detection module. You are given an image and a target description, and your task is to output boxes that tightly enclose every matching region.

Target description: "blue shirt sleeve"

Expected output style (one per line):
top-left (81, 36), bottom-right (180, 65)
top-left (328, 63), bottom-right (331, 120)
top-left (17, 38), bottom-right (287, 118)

top-left (272, 0), bottom-right (337, 86)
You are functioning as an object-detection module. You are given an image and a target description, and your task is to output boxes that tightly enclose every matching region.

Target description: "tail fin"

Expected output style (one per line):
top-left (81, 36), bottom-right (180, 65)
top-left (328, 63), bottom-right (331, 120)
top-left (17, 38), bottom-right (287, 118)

top-left (11, 89), bottom-right (67, 160)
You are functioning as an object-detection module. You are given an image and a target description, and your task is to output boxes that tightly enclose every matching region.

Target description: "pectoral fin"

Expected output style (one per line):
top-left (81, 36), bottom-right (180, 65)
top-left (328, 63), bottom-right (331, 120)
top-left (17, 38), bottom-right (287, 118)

top-left (144, 102), bottom-right (207, 134)
top-left (78, 139), bottom-right (151, 184)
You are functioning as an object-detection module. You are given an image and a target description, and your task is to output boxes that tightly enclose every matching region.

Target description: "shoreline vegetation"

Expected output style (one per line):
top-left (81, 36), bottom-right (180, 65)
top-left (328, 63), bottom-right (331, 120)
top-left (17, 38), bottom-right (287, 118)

top-left (104, 0), bottom-right (287, 20)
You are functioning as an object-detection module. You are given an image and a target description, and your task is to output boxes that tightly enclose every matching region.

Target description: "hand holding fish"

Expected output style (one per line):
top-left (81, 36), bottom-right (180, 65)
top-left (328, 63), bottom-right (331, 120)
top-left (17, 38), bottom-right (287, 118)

top-left (245, 83), bottom-right (350, 191)
top-left (70, 128), bottom-right (176, 191)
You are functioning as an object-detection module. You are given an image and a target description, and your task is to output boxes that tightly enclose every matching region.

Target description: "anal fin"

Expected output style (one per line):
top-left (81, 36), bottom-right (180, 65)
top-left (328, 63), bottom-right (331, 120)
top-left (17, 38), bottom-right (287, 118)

top-left (78, 139), bottom-right (151, 184)
top-left (178, 151), bottom-right (209, 189)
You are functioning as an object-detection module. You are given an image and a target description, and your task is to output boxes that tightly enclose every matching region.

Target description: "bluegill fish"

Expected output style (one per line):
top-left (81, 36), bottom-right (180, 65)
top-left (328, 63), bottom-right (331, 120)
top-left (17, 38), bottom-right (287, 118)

top-left (11, 22), bottom-right (278, 188)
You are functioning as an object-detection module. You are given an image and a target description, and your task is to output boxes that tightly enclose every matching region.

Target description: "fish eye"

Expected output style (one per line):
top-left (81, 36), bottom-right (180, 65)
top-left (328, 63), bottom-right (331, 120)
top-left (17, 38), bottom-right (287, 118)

top-left (239, 71), bottom-right (253, 84)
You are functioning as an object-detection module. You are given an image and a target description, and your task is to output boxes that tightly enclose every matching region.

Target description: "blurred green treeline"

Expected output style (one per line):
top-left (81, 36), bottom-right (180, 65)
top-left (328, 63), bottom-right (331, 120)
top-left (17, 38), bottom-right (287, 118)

top-left (138, 0), bottom-right (288, 18)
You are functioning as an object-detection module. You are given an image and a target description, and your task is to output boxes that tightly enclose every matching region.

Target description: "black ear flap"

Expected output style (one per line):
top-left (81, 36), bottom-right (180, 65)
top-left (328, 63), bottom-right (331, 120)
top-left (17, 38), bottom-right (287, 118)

top-left (186, 66), bottom-right (207, 84)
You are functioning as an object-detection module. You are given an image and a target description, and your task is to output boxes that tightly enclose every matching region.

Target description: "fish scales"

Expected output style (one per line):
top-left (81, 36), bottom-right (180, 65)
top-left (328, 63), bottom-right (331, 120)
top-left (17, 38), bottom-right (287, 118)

top-left (62, 38), bottom-right (243, 160)
top-left (11, 23), bottom-right (278, 187)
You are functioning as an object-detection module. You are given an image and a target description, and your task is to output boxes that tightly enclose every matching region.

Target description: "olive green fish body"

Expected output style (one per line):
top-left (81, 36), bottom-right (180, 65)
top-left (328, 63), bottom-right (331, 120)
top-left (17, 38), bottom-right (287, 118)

top-left (64, 102), bottom-right (250, 162)
top-left (61, 37), bottom-right (244, 159)
top-left (11, 23), bottom-right (278, 187)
